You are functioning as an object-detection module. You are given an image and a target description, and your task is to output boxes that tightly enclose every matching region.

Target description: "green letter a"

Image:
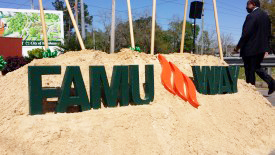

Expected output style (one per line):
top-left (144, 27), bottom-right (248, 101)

top-left (55, 66), bottom-right (90, 113)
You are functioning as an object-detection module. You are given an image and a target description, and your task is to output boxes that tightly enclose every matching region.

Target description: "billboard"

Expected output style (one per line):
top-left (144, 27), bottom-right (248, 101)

top-left (0, 8), bottom-right (64, 56)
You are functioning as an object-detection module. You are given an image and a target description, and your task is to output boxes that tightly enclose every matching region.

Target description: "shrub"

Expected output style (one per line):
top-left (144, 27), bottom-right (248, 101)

top-left (57, 35), bottom-right (81, 53)
top-left (0, 56), bottom-right (7, 71)
top-left (27, 48), bottom-right (44, 61)
top-left (2, 56), bottom-right (31, 75)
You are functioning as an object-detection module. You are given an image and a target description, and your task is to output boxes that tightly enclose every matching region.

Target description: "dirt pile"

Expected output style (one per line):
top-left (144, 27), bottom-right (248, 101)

top-left (0, 49), bottom-right (274, 154)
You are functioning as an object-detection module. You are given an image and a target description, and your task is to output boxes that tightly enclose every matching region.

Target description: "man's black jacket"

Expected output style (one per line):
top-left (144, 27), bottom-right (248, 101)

top-left (237, 8), bottom-right (272, 57)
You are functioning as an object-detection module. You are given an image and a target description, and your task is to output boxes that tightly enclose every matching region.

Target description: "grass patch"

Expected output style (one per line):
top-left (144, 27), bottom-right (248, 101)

top-left (238, 67), bottom-right (275, 81)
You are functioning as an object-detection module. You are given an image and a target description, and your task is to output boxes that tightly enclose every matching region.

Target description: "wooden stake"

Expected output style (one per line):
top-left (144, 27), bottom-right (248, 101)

top-left (150, 0), bottom-right (156, 55)
top-left (38, 0), bottom-right (49, 49)
top-left (127, 0), bottom-right (135, 49)
top-left (212, 0), bottom-right (223, 60)
top-left (64, 0), bottom-right (86, 50)
top-left (180, 0), bottom-right (188, 53)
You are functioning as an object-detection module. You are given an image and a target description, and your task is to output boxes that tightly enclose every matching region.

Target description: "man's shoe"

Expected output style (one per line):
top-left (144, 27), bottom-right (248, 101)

top-left (268, 80), bottom-right (275, 95)
top-left (268, 89), bottom-right (275, 95)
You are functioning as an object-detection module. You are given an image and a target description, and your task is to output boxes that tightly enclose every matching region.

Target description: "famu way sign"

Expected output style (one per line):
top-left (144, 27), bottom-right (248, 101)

top-left (28, 65), bottom-right (154, 115)
top-left (158, 54), bottom-right (240, 109)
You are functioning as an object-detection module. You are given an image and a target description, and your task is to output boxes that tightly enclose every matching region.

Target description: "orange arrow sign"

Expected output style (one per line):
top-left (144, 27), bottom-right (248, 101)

top-left (158, 54), bottom-right (200, 108)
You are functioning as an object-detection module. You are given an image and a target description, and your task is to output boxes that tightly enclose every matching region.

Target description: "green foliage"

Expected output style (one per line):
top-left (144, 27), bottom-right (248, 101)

top-left (1, 56), bottom-right (31, 75)
top-left (0, 56), bottom-right (7, 71)
top-left (167, 20), bottom-right (200, 52)
top-left (261, 0), bottom-right (275, 53)
top-left (112, 16), bottom-right (199, 54)
top-left (42, 49), bottom-right (58, 58)
top-left (27, 48), bottom-right (59, 60)
top-left (27, 48), bottom-right (45, 60)
top-left (129, 46), bottom-right (141, 52)
top-left (52, 0), bottom-right (93, 37)
top-left (57, 34), bottom-right (81, 53)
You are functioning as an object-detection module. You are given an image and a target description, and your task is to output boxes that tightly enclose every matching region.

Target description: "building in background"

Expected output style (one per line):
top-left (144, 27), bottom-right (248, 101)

top-left (0, 8), bottom-right (64, 56)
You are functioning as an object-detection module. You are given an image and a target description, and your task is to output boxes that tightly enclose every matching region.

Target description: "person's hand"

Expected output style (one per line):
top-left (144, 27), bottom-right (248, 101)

top-left (233, 47), bottom-right (240, 54)
top-left (264, 52), bottom-right (269, 58)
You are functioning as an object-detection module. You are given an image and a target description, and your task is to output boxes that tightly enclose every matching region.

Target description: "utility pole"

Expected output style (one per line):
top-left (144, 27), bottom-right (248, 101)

top-left (150, 0), bottom-right (156, 55)
top-left (75, 0), bottom-right (78, 43)
top-left (31, 0), bottom-right (34, 9)
top-left (80, 0), bottom-right (85, 40)
top-left (193, 20), bottom-right (196, 54)
top-left (200, 0), bottom-right (205, 55)
top-left (110, 0), bottom-right (116, 53)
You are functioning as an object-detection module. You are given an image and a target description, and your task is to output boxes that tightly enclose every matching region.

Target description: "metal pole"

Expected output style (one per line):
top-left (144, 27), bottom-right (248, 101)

top-left (212, 0), bottom-right (224, 60)
top-left (110, 0), bottom-right (116, 53)
top-left (31, 0), bottom-right (34, 9)
top-left (200, 0), bottom-right (204, 55)
top-left (64, 0), bottom-right (86, 50)
top-left (38, 0), bottom-right (49, 49)
top-left (226, 45), bottom-right (228, 57)
top-left (180, 0), bottom-right (189, 53)
top-left (150, 0), bottom-right (156, 55)
top-left (127, 0), bottom-right (135, 49)
top-left (80, 0), bottom-right (85, 40)
top-left (193, 19), bottom-right (196, 54)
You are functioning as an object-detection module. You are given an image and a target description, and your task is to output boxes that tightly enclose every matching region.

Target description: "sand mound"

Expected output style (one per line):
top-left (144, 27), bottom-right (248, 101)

top-left (0, 49), bottom-right (274, 154)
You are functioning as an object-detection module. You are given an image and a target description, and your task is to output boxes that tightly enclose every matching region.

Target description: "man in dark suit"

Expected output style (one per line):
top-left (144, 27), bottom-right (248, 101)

top-left (234, 0), bottom-right (274, 95)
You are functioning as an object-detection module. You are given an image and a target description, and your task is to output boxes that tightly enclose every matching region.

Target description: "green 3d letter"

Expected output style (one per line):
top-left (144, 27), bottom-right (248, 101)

top-left (28, 66), bottom-right (61, 115)
top-left (228, 66), bottom-right (240, 93)
top-left (213, 66), bottom-right (222, 94)
top-left (55, 66), bottom-right (90, 113)
top-left (90, 66), bottom-right (129, 109)
top-left (217, 67), bottom-right (232, 94)
top-left (192, 66), bottom-right (207, 94)
top-left (129, 65), bottom-right (154, 105)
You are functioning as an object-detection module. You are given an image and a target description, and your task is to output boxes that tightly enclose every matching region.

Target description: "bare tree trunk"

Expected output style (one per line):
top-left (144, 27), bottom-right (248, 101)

top-left (80, 0), bottom-right (85, 40)
top-left (75, 0), bottom-right (78, 42)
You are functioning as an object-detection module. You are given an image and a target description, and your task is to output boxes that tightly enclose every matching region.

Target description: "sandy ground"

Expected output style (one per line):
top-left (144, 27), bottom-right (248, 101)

top-left (0, 49), bottom-right (274, 155)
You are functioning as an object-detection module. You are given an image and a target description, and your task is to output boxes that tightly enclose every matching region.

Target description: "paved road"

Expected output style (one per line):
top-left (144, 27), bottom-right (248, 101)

top-left (258, 89), bottom-right (275, 106)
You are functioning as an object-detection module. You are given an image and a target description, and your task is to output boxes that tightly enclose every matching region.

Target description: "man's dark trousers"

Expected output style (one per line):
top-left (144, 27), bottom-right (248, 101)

top-left (242, 53), bottom-right (274, 86)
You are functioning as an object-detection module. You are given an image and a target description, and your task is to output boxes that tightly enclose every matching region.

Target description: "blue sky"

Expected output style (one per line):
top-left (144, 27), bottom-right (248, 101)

top-left (0, 0), bottom-right (249, 43)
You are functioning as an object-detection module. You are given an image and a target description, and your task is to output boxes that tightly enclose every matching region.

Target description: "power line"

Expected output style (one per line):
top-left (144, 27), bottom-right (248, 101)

top-left (204, 2), bottom-right (244, 14)
top-left (17, 0), bottom-right (32, 9)
top-left (130, 0), bottom-right (186, 12)
top-left (156, 0), bottom-right (246, 19)
top-left (204, 9), bottom-right (244, 18)
top-left (85, 4), bottom-right (125, 12)
top-left (0, 1), bottom-right (29, 7)
top-left (215, 0), bottom-right (245, 11)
